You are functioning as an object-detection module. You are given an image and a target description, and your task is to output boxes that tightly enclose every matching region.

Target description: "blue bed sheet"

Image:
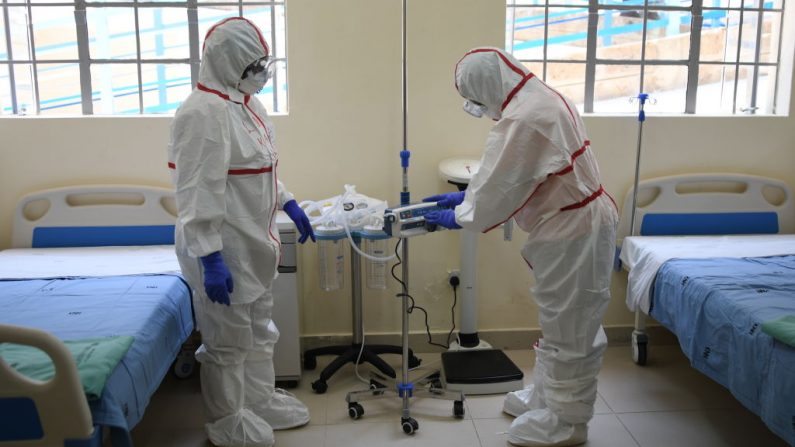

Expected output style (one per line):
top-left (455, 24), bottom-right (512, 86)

top-left (0, 275), bottom-right (193, 444)
top-left (651, 255), bottom-right (795, 446)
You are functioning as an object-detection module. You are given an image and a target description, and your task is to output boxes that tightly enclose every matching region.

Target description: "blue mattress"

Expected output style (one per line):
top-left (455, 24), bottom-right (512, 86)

top-left (0, 274), bottom-right (193, 443)
top-left (651, 255), bottom-right (795, 446)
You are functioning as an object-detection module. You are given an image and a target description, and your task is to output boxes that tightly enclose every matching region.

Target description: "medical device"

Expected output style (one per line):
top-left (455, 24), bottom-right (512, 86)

top-left (300, 185), bottom-right (395, 292)
top-left (383, 202), bottom-right (446, 237)
top-left (343, 0), bottom-right (465, 434)
top-left (434, 158), bottom-right (524, 395)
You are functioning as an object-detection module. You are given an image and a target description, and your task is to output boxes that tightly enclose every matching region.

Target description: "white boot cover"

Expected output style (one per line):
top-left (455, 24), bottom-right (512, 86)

top-left (507, 408), bottom-right (587, 447)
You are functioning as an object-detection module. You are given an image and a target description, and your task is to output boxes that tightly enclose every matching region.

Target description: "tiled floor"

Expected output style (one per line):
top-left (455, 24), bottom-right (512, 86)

top-left (130, 345), bottom-right (789, 447)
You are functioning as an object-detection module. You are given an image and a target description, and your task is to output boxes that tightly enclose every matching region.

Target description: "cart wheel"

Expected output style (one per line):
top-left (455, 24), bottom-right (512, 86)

top-left (632, 331), bottom-right (649, 366)
top-left (303, 355), bottom-right (317, 370)
top-left (453, 400), bottom-right (465, 418)
top-left (401, 417), bottom-right (418, 435)
top-left (348, 402), bottom-right (364, 420)
top-left (633, 342), bottom-right (648, 365)
top-left (311, 380), bottom-right (328, 394)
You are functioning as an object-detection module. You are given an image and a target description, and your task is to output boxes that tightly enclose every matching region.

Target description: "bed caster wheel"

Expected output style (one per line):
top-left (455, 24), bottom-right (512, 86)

top-left (348, 402), bottom-right (364, 420)
top-left (408, 355), bottom-right (422, 368)
top-left (401, 417), bottom-right (418, 435)
top-left (453, 400), bottom-right (465, 418)
top-left (632, 332), bottom-right (648, 366)
top-left (311, 380), bottom-right (328, 394)
top-left (173, 352), bottom-right (195, 379)
top-left (303, 355), bottom-right (317, 370)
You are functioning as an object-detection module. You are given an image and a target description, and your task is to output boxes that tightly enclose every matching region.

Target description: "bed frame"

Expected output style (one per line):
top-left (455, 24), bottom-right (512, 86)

top-left (618, 173), bottom-right (795, 365)
top-left (1, 185), bottom-right (179, 447)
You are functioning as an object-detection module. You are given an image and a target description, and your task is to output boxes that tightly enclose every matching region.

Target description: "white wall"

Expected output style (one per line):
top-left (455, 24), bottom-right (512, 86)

top-left (1, 0), bottom-right (794, 338)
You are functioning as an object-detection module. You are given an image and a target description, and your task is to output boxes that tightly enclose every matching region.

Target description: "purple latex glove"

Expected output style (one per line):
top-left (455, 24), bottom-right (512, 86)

top-left (283, 199), bottom-right (315, 244)
top-left (425, 209), bottom-right (462, 230)
top-left (200, 252), bottom-right (233, 306)
top-left (422, 191), bottom-right (465, 208)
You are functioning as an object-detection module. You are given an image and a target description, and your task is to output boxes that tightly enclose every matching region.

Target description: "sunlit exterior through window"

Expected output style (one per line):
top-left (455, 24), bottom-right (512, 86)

top-left (507, 0), bottom-right (786, 114)
top-left (0, 1), bottom-right (287, 116)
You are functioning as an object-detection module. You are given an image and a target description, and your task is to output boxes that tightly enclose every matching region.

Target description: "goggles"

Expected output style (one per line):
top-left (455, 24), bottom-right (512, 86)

top-left (243, 57), bottom-right (278, 83)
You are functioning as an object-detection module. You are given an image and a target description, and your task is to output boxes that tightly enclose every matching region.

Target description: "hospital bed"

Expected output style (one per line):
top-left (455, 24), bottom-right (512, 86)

top-left (0, 185), bottom-right (194, 447)
top-left (617, 173), bottom-right (795, 446)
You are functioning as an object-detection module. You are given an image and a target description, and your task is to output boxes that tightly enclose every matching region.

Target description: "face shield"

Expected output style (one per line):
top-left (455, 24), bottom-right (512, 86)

top-left (237, 57), bottom-right (277, 95)
top-left (463, 99), bottom-right (488, 118)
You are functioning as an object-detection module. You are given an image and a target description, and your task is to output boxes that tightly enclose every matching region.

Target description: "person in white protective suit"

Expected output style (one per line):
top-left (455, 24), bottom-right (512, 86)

top-left (424, 47), bottom-right (619, 446)
top-left (168, 17), bottom-right (314, 447)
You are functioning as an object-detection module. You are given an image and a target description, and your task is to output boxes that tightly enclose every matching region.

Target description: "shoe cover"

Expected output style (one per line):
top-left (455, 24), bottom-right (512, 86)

top-left (504, 357), bottom-right (547, 417)
top-left (504, 385), bottom-right (546, 417)
top-left (205, 408), bottom-right (274, 447)
top-left (507, 408), bottom-right (587, 447)
top-left (249, 388), bottom-right (310, 430)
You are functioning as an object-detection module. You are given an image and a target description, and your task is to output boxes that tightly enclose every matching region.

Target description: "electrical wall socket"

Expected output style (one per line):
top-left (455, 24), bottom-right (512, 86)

top-left (447, 269), bottom-right (460, 282)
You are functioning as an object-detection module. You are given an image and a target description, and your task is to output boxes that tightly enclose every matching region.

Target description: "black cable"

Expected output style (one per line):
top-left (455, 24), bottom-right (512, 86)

top-left (390, 239), bottom-right (457, 350)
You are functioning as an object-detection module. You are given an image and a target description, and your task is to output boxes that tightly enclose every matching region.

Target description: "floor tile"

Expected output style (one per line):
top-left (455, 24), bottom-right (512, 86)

top-left (473, 414), bottom-right (639, 447)
top-left (325, 419), bottom-right (480, 447)
top-left (597, 345), bottom-right (743, 413)
top-left (618, 409), bottom-right (789, 447)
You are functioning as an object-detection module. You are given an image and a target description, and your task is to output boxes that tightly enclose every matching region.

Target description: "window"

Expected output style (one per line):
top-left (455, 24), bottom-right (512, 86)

top-left (0, 1), bottom-right (287, 116)
top-left (507, 0), bottom-right (786, 114)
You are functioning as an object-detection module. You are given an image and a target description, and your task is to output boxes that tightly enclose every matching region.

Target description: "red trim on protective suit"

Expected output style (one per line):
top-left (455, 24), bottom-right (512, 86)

top-left (168, 162), bottom-right (273, 175)
top-left (244, 100), bottom-right (275, 148)
top-left (560, 186), bottom-right (605, 211)
top-left (501, 73), bottom-right (535, 111)
top-left (454, 48), bottom-right (528, 93)
top-left (481, 141), bottom-right (591, 233)
top-left (552, 141), bottom-right (590, 176)
top-left (202, 17), bottom-right (269, 57)
top-left (269, 161), bottom-right (282, 255)
top-left (538, 79), bottom-right (578, 132)
top-left (197, 83), bottom-right (233, 102)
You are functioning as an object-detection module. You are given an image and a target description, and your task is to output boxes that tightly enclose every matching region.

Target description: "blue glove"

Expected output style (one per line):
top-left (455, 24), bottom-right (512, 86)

top-left (283, 199), bottom-right (315, 244)
top-left (424, 209), bottom-right (462, 230)
top-left (422, 191), bottom-right (465, 208)
top-left (200, 252), bottom-right (233, 306)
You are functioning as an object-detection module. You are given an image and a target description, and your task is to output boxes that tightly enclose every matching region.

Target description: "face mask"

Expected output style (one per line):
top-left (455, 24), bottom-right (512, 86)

top-left (237, 77), bottom-right (267, 95)
top-left (463, 100), bottom-right (487, 118)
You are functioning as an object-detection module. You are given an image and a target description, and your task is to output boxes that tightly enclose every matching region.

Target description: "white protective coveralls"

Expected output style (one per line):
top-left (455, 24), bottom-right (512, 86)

top-left (168, 17), bottom-right (308, 447)
top-left (453, 47), bottom-right (618, 446)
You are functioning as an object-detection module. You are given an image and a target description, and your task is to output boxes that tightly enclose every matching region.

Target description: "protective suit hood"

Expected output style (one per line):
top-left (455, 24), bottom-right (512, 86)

top-left (199, 17), bottom-right (270, 97)
top-left (455, 47), bottom-right (530, 120)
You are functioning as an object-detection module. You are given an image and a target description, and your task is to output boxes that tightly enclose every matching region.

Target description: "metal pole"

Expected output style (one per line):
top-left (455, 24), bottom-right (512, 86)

top-left (628, 93), bottom-right (648, 238)
top-left (400, 0), bottom-right (411, 420)
top-left (351, 240), bottom-right (363, 345)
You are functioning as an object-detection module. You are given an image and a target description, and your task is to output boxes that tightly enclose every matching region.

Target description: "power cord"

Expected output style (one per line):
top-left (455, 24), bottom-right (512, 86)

top-left (391, 239), bottom-right (458, 350)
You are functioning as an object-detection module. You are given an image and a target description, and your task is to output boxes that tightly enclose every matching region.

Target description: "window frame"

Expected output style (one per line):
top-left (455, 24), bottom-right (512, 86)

top-left (1, 0), bottom-right (287, 115)
top-left (506, 0), bottom-right (786, 115)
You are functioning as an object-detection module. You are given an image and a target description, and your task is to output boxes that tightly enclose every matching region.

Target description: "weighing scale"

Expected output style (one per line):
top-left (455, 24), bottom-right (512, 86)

top-left (437, 157), bottom-right (525, 395)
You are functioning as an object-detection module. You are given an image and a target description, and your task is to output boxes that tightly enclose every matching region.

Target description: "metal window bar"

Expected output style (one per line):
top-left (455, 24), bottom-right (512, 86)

top-left (187, 0), bottom-right (199, 88)
top-left (74, 0), bottom-right (93, 114)
top-left (732, 2), bottom-right (746, 113)
top-left (772, 0), bottom-right (784, 112)
top-left (134, 0), bottom-right (144, 113)
top-left (270, 0), bottom-right (276, 111)
top-left (26, 2), bottom-right (41, 114)
top-left (584, 0), bottom-right (598, 112)
top-left (685, 0), bottom-right (703, 113)
top-left (749, 0), bottom-right (765, 113)
top-left (3, 0), bottom-right (19, 114)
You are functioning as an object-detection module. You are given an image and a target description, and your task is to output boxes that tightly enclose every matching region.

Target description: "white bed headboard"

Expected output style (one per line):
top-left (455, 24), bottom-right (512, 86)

top-left (617, 173), bottom-right (795, 243)
top-left (12, 185), bottom-right (177, 249)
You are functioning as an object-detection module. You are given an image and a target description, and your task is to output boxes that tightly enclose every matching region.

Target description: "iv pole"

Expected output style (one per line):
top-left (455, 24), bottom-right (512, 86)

top-left (344, 0), bottom-right (465, 434)
top-left (629, 92), bottom-right (650, 366)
